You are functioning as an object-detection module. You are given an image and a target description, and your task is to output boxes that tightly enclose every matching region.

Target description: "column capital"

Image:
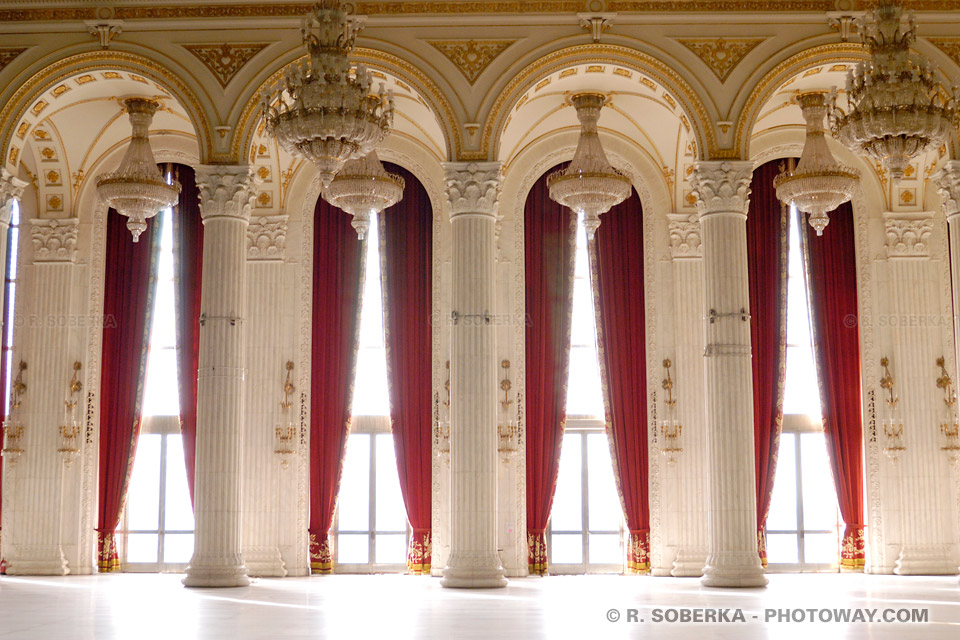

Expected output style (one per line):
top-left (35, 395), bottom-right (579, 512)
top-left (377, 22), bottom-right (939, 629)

top-left (246, 214), bottom-right (288, 260)
top-left (1, 168), bottom-right (28, 225)
top-left (195, 164), bottom-right (256, 223)
top-left (29, 218), bottom-right (78, 263)
top-left (883, 211), bottom-right (935, 259)
top-left (442, 161), bottom-right (502, 219)
top-left (690, 160), bottom-right (753, 218)
top-left (935, 160), bottom-right (960, 220)
top-left (667, 213), bottom-right (702, 259)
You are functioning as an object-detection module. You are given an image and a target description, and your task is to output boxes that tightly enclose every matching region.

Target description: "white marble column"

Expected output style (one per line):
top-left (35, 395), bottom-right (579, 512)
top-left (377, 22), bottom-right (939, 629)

top-left (690, 161), bottom-right (766, 588)
top-left (0, 171), bottom-right (26, 321)
top-left (3, 218), bottom-right (79, 575)
top-left (882, 210), bottom-right (959, 575)
top-left (241, 214), bottom-right (288, 577)
top-left (440, 162), bottom-right (507, 588)
top-left (183, 165), bottom-right (254, 588)
top-left (665, 214), bottom-right (709, 577)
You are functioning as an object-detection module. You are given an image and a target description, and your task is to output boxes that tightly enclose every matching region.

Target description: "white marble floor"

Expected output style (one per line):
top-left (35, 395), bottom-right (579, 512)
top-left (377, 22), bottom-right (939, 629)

top-left (0, 572), bottom-right (958, 639)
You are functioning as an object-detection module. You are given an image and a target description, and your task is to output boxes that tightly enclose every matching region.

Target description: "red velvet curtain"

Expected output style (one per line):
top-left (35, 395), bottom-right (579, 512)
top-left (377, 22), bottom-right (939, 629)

top-left (589, 190), bottom-right (650, 573)
top-left (97, 209), bottom-right (161, 572)
top-left (800, 201), bottom-right (865, 571)
top-left (171, 163), bottom-right (202, 505)
top-left (524, 167), bottom-right (577, 575)
top-left (747, 160), bottom-right (790, 566)
top-left (379, 163), bottom-right (433, 574)
top-left (309, 197), bottom-right (364, 574)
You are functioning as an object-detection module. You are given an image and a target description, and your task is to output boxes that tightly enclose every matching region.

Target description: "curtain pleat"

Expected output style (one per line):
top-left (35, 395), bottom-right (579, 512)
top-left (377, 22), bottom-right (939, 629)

top-left (308, 197), bottom-right (364, 574)
top-left (747, 160), bottom-right (790, 566)
top-left (379, 163), bottom-right (433, 574)
top-left (524, 166), bottom-right (577, 575)
top-left (589, 190), bottom-right (650, 573)
top-left (800, 202), bottom-right (865, 571)
top-left (171, 164), bottom-right (203, 505)
top-left (96, 209), bottom-right (162, 572)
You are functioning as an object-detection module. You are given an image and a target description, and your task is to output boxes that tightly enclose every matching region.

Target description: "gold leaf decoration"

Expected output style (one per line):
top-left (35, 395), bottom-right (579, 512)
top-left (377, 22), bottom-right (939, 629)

top-left (182, 43), bottom-right (270, 88)
top-left (676, 37), bottom-right (765, 82)
top-left (426, 39), bottom-right (515, 84)
top-left (927, 38), bottom-right (960, 69)
top-left (0, 47), bottom-right (26, 73)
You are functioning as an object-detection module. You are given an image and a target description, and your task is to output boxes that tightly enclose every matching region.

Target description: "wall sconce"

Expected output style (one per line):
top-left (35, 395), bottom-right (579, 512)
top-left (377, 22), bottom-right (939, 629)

top-left (497, 359), bottom-right (519, 460)
top-left (660, 359), bottom-right (683, 464)
top-left (1, 360), bottom-right (27, 464)
top-left (58, 361), bottom-right (83, 466)
top-left (880, 356), bottom-right (905, 462)
top-left (274, 361), bottom-right (297, 469)
top-left (936, 356), bottom-right (960, 464)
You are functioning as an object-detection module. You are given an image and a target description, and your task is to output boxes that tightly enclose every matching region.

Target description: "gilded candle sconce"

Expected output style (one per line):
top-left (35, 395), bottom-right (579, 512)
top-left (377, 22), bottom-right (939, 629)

top-left (660, 359), bottom-right (683, 463)
top-left (2, 360), bottom-right (27, 463)
top-left (497, 359), bottom-right (519, 460)
top-left (58, 361), bottom-right (83, 466)
top-left (880, 356), bottom-right (905, 462)
top-left (935, 356), bottom-right (959, 464)
top-left (274, 361), bottom-right (297, 469)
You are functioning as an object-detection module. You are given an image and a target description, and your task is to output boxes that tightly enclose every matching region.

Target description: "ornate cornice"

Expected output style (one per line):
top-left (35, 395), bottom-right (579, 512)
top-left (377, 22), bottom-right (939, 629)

top-left (935, 160), bottom-right (960, 219)
top-left (689, 161), bottom-right (752, 218)
top-left (667, 213), bottom-right (702, 258)
top-left (196, 164), bottom-right (256, 222)
top-left (247, 214), bottom-right (288, 259)
top-left (29, 217), bottom-right (78, 262)
top-left (182, 43), bottom-right (270, 89)
top-left (443, 161), bottom-right (501, 218)
top-left (426, 40), bottom-right (516, 84)
top-left (883, 212), bottom-right (935, 258)
top-left (675, 37), bottom-right (765, 82)
top-left (0, 168), bottom-right (27, 225)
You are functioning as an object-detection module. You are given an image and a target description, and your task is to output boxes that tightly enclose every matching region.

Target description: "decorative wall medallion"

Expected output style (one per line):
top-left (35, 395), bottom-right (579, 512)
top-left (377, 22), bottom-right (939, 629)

top-left (47, 194), bottom-right (63, 211)
top-left (675, 37), bottom-right (765, 82)
top-left (426, 39), bottom-right (515, 84)
top-left (75, 74), bottom-right (96, 84)
top-left (33, 129), bottom-right (49, 140)
top-left (16, 122), bottom-right (28, 139)
top-left (46, 170), bottom-right (61, 185)
top-left (101, 71), bottom-right (121, 79)
top-left (256, 191), bottom-right (272, 208)
top-left (8, 147), bottom-right (18, 166)
top-left (31, 100), bottom-right (48, 116)
top-left (182, 43), bottom-right (270, 88)
top-left (40, 147), bottom-right (56, 160)
top-left (0, 47), bottom-right (26, 73)
top-left (898, 188), bottom-right (916, 206)
top-left (52, 84), bottom-right (71, 97)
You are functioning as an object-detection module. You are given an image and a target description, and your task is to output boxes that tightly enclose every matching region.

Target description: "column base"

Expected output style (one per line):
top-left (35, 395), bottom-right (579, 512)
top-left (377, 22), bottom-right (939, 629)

top-left (4, 547), bottom-right (69, 576)
top-left (243, 548), bottom-right (287, 578)
top-left (895, 544), bottom-right (959, 576)
top-left (441, 554), bottom-right (507, 588)
top-left (701, 551), bottom-right (767, 588)
top-left (183, 561), bottom-right (251, 588)
top-left (672, 548), bottom-right (708, 577)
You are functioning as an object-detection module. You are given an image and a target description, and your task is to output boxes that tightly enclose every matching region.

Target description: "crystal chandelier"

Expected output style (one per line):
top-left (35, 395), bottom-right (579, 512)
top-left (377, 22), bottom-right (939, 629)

top-left (827, 1), bottom-right (959, 182)
top-left (96, 98), bottom-right (180, 242)
top-left (547, 93), bottom-right (632, 238)
top-left (323, 150), bottom-right (404, 238)
top-left (261, 0), bottom-right (394, 188)
top-left (775, 92), bottom-right (860, 236)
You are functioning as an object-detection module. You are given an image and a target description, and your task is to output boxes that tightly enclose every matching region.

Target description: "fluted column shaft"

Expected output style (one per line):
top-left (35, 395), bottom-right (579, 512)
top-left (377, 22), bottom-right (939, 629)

top-left (3, 218), bottom-right (79, 576)
top-left (666, 215), bottom-right (708, 577)
top-left (440, 162), bottom-right (506, 588)
top-left (691, 161), bottom-right (766, 588)
top-left (183, 165), bottom-right (254, 588)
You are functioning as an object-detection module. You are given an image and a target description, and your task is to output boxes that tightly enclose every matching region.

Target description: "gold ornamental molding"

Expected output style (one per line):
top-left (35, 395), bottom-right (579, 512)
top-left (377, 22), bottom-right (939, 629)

top-left (675, 37), bottom-right (765, 83)
top-left (479, 43), bottom-right (714, 161)
top-left (0, 48), bottom-right (27, 73)
top-left (182, 43), bottom-right (271, 89)
top-left (926, 38), bottom-right (960, 71)
top-left (426, 40), bottom-right (516, 85)
top-left (234, 46), bottom-right (459, 163)
top-left (733, 42), bottom-right (866, 160)
top-left (1, 51), bottom-right (212, 171)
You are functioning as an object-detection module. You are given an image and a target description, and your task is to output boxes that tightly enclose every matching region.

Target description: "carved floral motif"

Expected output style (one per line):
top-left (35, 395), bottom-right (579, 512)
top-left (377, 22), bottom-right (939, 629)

top-left (427, 40), bottom-right (515, 84)
top-left (689, 161), bottom-right (753, 217)
top-left (676, 37), bottom-right (764, 82)
top-left (443, 162), bottom-right (501, 217)
top-left (30, 218), bottom-right (78, 262)
top-left (182, 43), bottom-right (269, 88)
top-left (195, 165), bottom-right (256, 221)
top-left (884, 215), bottom-right (934, 258)
top-left (247, 214), bottom-right (288, 260)
top-left (667, 215), bottom-right (702, 258)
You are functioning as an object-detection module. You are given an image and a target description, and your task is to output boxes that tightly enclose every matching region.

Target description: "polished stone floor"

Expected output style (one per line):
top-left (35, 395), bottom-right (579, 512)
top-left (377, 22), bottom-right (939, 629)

top-left (0, 572), bottom-right (958, 639)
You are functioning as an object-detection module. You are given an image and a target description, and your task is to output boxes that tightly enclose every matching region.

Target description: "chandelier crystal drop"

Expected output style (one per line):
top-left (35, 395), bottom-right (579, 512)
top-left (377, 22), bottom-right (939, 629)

top-left (826, 1), bottom-right (959, 182)
top-left (547, 93), bottom-right (632, 239)
top-left (261, 0), bottom-right (394, 188)
top-left (95, 98), bottom-right (180, 242)
top-left (775, 92), bottom-right (860, 236)
top-left (322, 150), bottom-right (404, 239)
